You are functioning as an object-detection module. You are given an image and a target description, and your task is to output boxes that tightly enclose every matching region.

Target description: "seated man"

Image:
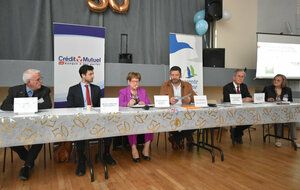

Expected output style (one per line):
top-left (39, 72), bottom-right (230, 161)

top-left (1, 69), bottom-right (52, 180)
top-left (160, 66), bottom-right (197, 150)
top-left (67, 64), bottom-right (116, 176)
top-left (223, 69), bottom-right (253, 144)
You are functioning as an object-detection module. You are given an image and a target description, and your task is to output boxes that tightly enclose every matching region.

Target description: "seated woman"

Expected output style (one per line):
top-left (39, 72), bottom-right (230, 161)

top-left (263, 74), bottom-right (299, 148)
top-left (119, 72), bottom-right (153, 162)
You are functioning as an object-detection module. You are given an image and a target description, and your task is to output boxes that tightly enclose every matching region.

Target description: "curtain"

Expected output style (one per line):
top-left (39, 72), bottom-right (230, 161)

top-left (0, 0), bottom-right (204, 65)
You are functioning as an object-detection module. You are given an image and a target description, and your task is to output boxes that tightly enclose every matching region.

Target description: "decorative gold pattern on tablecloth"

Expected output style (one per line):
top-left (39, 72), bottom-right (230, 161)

top-left (0, 104), bottom-right (299, 147)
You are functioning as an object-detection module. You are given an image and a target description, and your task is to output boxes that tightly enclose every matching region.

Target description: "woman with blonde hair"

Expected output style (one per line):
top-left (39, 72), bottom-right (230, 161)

top-left (263, 74), bottom-right (299, 148)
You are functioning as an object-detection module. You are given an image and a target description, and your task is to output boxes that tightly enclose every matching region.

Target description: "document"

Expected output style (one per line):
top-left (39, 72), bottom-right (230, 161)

top-left (100, 98), bottom-right (119, 113)
top-left (14, 97), bottom-right (38, 114)
top-left (254, 93), bottom-right (265, 104)
top-left (154, 95), bottom-right (170, 108)
top-left (229, 94), bottom-right (242, 105)
top-left (174, 93), bottom-right (191, 100)
top-left (194, 95), bottom-right (208, 107)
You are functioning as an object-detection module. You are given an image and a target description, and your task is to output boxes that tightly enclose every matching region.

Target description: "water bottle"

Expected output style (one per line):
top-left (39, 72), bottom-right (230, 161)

top-left (276, 95), bottom-right (281, 102)
top-left (283, 94), bottom-right (288, 102)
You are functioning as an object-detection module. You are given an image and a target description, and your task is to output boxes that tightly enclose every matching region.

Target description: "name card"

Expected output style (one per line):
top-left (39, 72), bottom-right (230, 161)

top-left (254, 93), bottom-right (265, 104)
top-left (14, 97), bottom-right (38, 114)
top-left (194, 95), bottom-right (208, 107)
top-left (154, 95), bottom-right (170, 108)
top-left (229, 94), bottom-right (242, 105)
top-left (100, 98), bottom-right (119, 113)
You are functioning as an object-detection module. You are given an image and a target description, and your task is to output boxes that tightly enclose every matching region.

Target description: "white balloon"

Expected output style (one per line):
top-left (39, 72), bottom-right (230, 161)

top-left (222, 10), bottom-right (231, 21)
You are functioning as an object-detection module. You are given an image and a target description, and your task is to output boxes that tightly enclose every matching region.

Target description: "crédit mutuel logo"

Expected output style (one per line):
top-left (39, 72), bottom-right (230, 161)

top-left (58, 56), bottom-right (101, 65)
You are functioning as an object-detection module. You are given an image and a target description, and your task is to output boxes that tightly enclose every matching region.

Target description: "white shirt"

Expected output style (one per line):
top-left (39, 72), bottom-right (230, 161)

top-left (172, 82), bottom-right (182, 105)
top-left (233, 82), bottom-right (240, 93)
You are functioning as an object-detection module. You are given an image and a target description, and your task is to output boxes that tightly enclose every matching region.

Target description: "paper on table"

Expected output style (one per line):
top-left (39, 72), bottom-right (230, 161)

top-left (229, 94), bottom-right (242, 105)
top-left (175, 93), bottom-right (191, 100)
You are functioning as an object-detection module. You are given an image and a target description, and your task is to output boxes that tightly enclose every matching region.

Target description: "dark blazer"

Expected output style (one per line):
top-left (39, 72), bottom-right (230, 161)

top-left (67, 83), bottom-right (101, 108)
top-left (223, 82), bottom-right (252, 102)
top-left (1, 84), bottom-right (52, 111)
top-left (263, 85), bottom-right (293, 102)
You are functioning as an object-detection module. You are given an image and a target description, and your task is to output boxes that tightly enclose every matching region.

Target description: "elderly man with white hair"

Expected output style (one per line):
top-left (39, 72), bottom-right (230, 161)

top-left (1, 69), bottom-right (52, 180)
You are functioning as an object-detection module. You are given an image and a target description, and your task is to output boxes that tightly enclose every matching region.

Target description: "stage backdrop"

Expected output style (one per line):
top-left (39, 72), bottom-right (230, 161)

top-left (54, 23), bottom-right (105, 108)
top-left (169, 33), bottom-right (203, 95)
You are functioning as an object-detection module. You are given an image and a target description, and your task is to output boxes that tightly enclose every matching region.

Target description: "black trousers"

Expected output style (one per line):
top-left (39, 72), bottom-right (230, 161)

top-left (170, 130), bottom-right (196, 143)
top-left (76, 137), bottom-right (112, 163)
top-left (234, 125), bottom-right (250, 138)
top-left (11, 144), bottom-right (43, 167)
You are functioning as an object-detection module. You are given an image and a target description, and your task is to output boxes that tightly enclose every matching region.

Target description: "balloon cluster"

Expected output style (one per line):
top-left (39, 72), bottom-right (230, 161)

top-left (193, 9), bottom-right (231, 36)
top-left (193, 10), bottom-right (208, 36)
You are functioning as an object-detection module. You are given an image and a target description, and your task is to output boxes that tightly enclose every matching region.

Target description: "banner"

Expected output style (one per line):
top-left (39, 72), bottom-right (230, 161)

top-left (54, 23), bottom-right (105, 108)
top-left (169, 33), bottom-right (203, 95)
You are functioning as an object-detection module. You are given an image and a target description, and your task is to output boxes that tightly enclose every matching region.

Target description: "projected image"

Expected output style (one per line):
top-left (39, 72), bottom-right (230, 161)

top-left (256, 34), bottom-right (300, 79)
top-left (264, 66), bottom-right (274, 74)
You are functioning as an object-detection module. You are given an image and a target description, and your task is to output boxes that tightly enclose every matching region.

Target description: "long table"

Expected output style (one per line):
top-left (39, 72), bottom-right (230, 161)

top-left (1, 103), bottom-right (300, 148)
top-left (1, 103), bottom-right (300, 181)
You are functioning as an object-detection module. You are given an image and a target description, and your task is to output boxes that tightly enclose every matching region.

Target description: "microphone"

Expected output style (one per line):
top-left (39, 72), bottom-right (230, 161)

top-left (143, 105), bottom-right (150, 110)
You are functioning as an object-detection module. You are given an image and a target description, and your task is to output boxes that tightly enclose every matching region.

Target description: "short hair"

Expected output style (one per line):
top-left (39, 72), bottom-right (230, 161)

top-left (273, 74), bottom-right (287, 88)
top-left (79, 64), bottom-right (94, 78)
top-left (234, 69), bottom-right (245, 76)
top-left (170, 66), bottom-right (181, 74)
top-left (22, 69), bottom-right (40, 83)
top-left (127, 72), bottom-right (141, 81)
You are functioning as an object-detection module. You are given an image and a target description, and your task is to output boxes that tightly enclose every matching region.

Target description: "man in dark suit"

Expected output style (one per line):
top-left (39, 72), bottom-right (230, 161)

top-left (1, 69), bottom-right (52, 180)
top-left (67, 64), bottom-right (116, 176)
top-left (223, 69), bottom-right (253, 144)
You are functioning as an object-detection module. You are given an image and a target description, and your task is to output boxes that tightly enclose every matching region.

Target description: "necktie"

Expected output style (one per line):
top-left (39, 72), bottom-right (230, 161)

top-left (236, 86), bottom-right (240, 94)
top-left (28, 90), bottom-right (33, 97)
top-left (85, 85), bottom-right (91, 105)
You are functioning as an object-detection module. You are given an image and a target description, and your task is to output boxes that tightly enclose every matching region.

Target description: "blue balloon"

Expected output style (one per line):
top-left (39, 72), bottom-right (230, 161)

top-left (193, 10), bottom-right (205, 23)
top-left (195, 20), bottom-right (208, 36)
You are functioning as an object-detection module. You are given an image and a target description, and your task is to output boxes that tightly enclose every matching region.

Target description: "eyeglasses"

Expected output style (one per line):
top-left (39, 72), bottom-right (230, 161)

top-left (30, 77), bottom-right (43, 82)
top-left (235, 75), bottom-right (244, 78)
top-left (130, 80), bottom-right (140, 83)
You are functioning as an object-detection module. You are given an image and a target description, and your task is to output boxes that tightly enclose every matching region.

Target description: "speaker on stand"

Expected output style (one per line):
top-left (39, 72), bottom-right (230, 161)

top-left (205, 0), bottom-right (222, 48)
top-left (205, 0), bottom-right (223, 22)
top-left (119, 33), bottom-right (133, 63)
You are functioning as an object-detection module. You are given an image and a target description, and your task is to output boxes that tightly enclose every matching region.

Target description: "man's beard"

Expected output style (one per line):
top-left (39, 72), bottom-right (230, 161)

top-left (171, 79), bottom-right (179, 84)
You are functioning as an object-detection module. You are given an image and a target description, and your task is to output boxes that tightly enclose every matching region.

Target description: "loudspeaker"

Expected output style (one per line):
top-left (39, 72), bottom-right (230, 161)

top-left (205, 0), bottom-right (222, 21)
top-left (203, 48), bottom-right (225, 68)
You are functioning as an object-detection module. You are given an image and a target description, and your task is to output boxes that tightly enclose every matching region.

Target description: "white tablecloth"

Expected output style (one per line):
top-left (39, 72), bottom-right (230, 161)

top-left (1, 103), bottom-right (300, 147)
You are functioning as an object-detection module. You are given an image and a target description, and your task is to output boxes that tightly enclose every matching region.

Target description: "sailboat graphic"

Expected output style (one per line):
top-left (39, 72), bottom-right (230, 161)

top-left (169, 34), bottom-right (193, 54)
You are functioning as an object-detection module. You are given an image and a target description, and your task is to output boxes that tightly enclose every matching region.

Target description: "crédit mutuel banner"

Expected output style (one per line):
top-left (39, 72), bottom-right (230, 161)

top-left (54, 23), bottom-right (105, 108)
top-left (169, 33), bottom-right (203, 95)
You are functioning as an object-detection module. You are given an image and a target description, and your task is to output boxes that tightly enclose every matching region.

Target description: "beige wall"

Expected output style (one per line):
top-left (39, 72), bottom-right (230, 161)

top-left (216, 0), bottom-right (257, 69)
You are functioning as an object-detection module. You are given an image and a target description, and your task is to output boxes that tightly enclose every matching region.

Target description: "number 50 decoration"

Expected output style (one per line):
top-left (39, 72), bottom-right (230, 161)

top-left (87, 0), bottom-right (130, 13)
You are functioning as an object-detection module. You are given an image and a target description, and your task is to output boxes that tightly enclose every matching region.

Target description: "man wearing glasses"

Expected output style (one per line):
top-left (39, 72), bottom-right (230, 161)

top-left (1, 69), bottom-right (52, 180)
top-left (223, 69), bottom-right (253, 144)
